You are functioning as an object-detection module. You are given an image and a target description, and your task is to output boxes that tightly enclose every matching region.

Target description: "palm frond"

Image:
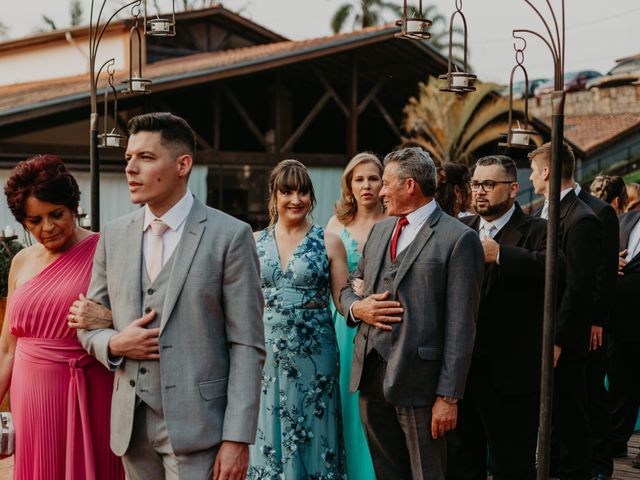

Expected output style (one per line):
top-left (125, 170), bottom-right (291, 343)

top-left (331, 3), bottom-right (354, 33)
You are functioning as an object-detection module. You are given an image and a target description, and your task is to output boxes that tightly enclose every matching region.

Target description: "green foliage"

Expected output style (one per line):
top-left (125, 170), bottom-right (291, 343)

top-left (70, 0), bottom-right (83, 27)
top-left (330, 1), bottom-right (466, 66)
top-left (401, 76), bottom-right (532, 166)
top-left (624, 169), bottom-right (640, 184)
top-left (41, 15), bottom-right (58, 31)
top-left (0, 240), bottom-right (24, 298)
top-left (0, 21), bottom-right (8, 40)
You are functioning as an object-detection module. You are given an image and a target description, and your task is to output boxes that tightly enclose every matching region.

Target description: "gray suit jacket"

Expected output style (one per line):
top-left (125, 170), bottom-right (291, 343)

top-left (340, 204), bottom-right (484, 406)
top-left (78, 198), bottom-right (265, 456)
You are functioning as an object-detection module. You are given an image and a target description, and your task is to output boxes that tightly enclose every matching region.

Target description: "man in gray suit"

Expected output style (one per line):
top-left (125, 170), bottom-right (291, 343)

top-left (77, 113), bottom-right (265, 479)
top-left (340, 147), bottom-right (484, 480)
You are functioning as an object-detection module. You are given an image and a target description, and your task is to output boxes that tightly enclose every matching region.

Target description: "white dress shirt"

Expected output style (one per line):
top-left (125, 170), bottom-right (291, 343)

top-left (394, 199), bottom-right (437, 257)
top-left (349, 199), bottom-right (437, 322)
top-left (479, 204), bottom-right (515, 240)
top-left (541, 187), bottom-right (573, 219)
top-left (626, 219), bottom-right (640, 262)
top-left (143, 190), bottom-right (194, 272)
top-left (479, 204), bottom-right (515, 264)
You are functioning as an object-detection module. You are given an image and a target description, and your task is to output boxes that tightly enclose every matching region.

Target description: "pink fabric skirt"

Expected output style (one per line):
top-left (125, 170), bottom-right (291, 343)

top-left (10, 337), bottom-right (124, 480)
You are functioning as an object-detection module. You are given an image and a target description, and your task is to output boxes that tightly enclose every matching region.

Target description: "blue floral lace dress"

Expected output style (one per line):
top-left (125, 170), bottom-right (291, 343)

top-left (248, 225), bottom-right (347, 480)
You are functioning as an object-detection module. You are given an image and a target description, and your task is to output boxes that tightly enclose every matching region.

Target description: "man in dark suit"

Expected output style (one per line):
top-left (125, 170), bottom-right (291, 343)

top-left (340, 147), bottom-right (484, 480)
top-left (575, 183), bottom-right (619, 480)
top-left (447, 155), bottom-right (547, 480)
top-left (609, 210), bottom-right (640, 464)
top-left (529, 142), bottom-right (603, 480)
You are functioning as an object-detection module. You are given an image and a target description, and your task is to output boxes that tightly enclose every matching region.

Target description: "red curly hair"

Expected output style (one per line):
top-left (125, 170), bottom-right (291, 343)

top-left (5, 154), bottom-right (80, 224)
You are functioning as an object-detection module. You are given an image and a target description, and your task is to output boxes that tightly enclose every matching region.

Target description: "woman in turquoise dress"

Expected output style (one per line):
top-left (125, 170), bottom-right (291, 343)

top-left (249, 159), bottom-right (349, 480)
top-left (326, 153), bottom-right (386, 479)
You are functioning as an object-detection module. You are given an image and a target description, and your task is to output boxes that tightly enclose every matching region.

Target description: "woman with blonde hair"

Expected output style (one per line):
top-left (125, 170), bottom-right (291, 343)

top-left (326, 152), bottom-right (386, 479)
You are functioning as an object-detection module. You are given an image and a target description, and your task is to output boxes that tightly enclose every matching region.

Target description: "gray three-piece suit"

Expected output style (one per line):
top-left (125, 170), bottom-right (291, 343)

top-left (79, 198), bottom-right (265, 478)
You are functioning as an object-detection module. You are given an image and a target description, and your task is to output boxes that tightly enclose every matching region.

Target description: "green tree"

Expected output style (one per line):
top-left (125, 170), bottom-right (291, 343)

top-left (401, 76), bottom-right (533, 165)
top-left (0, 21), bottom-right (8, 40)
top-left (331, 1), bottom-right (465, 65)
top-left (38, 0), bottom-right (84, 32)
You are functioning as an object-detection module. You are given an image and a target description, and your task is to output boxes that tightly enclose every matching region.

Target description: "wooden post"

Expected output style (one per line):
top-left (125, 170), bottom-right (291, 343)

top-left (348, 54), bottom-right (358, 158)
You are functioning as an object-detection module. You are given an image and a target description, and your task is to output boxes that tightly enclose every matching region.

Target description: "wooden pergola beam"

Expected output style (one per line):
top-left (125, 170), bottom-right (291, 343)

top-left (280, 90), bottom-right (331, 153)
top-left (357, 77), bottom-right (386, 116)
top-left (373, 97), bottom-right (402, 140)
top-left (222, 85), bottom-right (271, 152)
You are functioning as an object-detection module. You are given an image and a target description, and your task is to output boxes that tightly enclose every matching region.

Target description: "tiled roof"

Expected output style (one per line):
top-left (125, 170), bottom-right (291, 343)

top-left (0, 25), bottom-right (418, 120)
top-left (536, 113), bottom-right (640, 154)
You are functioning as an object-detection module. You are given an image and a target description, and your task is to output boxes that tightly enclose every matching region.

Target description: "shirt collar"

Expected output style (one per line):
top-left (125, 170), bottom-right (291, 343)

top-left (403, 198), bottom-right (437, 228)
top-left (574, 183), bottom-right (582, 196)
top-left (560, 187), bottom-right (573, 201)
top-left (144, 190), bottom-right (194, 232)
top-left (479, 204), bottom-right (516, 235)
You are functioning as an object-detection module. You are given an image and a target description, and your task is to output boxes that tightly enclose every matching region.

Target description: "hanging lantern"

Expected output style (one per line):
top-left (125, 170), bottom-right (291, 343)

top-left (98, 67), bottom-right (127, 149)
top-left (395, 0), bottom-right (432, 40)
top-left (439, 0), bottom-right (476, 93)
top-left (499, 35), bottom-right (539, 150)
top-left (143, 0), bottom-right (176, 37)
top-left (123, 8), bottom-right (152, 94)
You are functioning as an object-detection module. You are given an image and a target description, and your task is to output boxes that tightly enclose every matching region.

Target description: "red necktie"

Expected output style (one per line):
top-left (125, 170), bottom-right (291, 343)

top-left (390, 216), bottom-right (409, 262)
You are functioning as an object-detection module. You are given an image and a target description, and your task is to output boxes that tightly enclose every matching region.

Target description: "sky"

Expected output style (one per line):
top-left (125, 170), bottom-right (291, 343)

top-left (1, 0), bottom-right (639, 84)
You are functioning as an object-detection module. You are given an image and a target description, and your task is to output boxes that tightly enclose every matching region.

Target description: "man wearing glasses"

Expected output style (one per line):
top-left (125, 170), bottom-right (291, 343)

top-left (447, 155), bottom-right (548, 480)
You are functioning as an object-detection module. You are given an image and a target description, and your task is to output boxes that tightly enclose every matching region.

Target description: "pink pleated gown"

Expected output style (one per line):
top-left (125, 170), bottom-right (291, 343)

top-left (8, 233), bottom-right (124, 480)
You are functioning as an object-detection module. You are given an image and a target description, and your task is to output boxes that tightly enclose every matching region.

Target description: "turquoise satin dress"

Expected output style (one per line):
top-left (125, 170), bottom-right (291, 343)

top-left (331, 228), bottom-right (376, 479)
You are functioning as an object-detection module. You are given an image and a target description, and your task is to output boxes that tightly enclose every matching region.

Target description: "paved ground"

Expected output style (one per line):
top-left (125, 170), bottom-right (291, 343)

top-left (1, 434), bottom-right (639, 478)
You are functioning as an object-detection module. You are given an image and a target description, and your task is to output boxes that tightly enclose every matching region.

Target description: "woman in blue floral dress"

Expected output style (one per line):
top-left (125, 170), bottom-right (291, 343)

top-left (248, 159), bottom-right (349, 480)
top-left (326, 153), bottom-right (386, 480)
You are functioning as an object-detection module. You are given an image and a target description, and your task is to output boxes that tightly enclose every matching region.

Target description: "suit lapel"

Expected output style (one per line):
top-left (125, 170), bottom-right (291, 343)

top-left (496, 205), bottom-right (525, 247)
top-left (366, 220), bottom-right (395, 293)
top-left (124, 209), bottom-right (144, 320)
top-left (160, 198), bottom-right (207, 334)
top-left (394, 205), bottom-right (439, 289)
top-left (483, 206), bottom-right (525, 294)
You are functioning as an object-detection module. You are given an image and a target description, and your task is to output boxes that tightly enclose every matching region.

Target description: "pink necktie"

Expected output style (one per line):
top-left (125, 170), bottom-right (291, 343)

top-left (147, 219), bottom-right (169, 282)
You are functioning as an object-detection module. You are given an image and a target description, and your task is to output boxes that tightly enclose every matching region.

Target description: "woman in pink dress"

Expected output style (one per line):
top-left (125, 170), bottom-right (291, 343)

top-left (0, 155), bottom-right (124, 479)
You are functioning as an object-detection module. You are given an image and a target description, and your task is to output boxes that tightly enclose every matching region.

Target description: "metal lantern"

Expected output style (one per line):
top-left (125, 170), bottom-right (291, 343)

top-left (98, 67), bottom-right (127, 149)
top-left (144, 0), bottom-right (176, 37)
top-left (395, 0), bottom-right (432, 40)
top-left (122, 8), bottom-right (152, 94)
top-left (439, 0), bottom-right (476, 93)
top-left (499, 35), bottom-right (538, 150)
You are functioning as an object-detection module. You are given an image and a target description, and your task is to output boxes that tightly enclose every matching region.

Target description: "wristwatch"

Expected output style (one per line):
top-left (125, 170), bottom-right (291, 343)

top-left (440, 396), bottom-right (458, 405)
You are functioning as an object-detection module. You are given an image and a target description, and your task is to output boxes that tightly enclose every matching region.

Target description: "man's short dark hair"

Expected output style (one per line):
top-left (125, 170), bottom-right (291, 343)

top-left (383, 147), bottom-right (437, 197)
top-left (474, 155), bottom-right (518, 181)
top-left (528, 142), bottom-right (575, 181)
top-left (128, 112), bottom-right (196, 158)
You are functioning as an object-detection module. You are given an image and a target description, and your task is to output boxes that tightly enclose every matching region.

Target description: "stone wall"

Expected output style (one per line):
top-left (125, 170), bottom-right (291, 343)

top-left (530, 84), bottom-right (640, 117)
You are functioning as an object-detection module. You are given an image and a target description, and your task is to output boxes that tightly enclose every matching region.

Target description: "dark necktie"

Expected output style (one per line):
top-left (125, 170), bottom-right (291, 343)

top-left (390, 217), bottom-right (410, 262)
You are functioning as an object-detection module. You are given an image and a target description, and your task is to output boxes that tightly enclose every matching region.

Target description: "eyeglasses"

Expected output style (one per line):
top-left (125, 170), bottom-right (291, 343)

top-left (469, 180), bottom-right (515, 192)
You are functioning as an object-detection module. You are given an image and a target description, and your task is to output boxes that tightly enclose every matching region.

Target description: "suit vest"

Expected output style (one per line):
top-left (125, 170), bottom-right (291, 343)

top-left (365, 246), bottom-right (409, 360)
top-left (135, 253), bottom-right (176, 413)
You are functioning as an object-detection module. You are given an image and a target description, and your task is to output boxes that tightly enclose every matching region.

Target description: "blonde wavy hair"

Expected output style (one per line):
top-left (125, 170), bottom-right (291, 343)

top-left (334, 152), bottom-right (383, 225)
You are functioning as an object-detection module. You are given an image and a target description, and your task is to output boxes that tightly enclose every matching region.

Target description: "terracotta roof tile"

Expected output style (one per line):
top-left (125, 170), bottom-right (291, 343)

top-left (0, 25), bottom-right (399, 118)
top-left (536, 113), bottom-right (640, 154)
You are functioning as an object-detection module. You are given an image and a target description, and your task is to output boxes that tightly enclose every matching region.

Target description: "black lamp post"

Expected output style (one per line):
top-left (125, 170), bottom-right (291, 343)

top-left (88, 0), bottom-right (176, 232)
top-left (514, 2), bottom-right (566, 477)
